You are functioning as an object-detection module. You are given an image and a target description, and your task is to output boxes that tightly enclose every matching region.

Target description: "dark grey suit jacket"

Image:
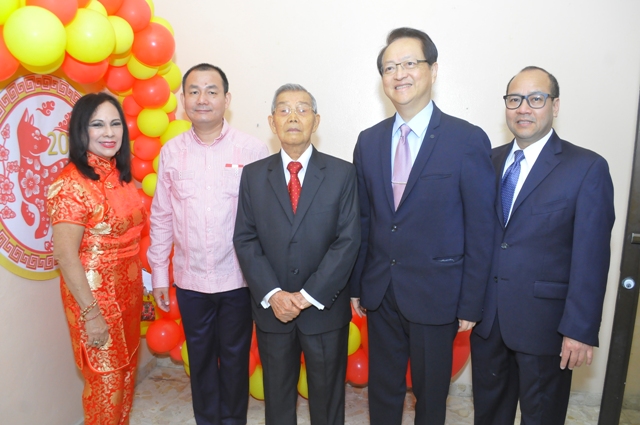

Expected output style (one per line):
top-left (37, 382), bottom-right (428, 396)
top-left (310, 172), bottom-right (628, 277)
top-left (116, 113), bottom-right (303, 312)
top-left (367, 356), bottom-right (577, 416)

top-left (233, 146), bottom-right (361, 334)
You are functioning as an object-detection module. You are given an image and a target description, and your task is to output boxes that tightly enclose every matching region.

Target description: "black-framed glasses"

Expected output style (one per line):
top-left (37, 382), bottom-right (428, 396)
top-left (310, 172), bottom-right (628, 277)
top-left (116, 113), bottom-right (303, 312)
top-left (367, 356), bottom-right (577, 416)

top-left (382, 60), bottom-right (428, 75)
top-left (503, 93), bottom-right (556, 109)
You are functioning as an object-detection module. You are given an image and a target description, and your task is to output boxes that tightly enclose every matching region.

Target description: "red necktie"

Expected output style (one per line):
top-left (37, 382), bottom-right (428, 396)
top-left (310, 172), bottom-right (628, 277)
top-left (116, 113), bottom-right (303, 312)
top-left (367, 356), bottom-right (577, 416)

top-left (287, 161), bottom-right (303, 213)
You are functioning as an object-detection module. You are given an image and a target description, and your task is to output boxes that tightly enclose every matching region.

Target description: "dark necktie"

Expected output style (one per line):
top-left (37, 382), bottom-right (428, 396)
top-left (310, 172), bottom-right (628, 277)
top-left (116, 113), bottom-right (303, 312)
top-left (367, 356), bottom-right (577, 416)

top-left (392, 124), bottom-right (412, 210)
top-left (501, 150), bottom-right (525, 225)
top-left (287, 161), bottom-right (303, 214)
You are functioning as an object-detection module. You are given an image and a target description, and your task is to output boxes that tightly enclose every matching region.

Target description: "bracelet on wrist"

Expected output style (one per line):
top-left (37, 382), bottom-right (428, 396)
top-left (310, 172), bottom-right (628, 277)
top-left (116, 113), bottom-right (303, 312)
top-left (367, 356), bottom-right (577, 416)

top-left (83, 310), bottom-right (102, 322)
top-left (79, 299), bottom-right (98, 321)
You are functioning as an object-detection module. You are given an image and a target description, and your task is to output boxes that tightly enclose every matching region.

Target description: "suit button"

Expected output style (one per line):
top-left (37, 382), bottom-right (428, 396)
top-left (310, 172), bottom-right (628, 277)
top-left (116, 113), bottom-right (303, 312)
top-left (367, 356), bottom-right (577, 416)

top-left (501, 243), bottom-right (509, 249)
top-left (391, 225), bottom-right (397, 232)
top-left (291, 269), bottom-right (299, 275)
top-left (390, 259), bottom-right (396, 266)
top-left (494, 276), bottom-right (498, 283)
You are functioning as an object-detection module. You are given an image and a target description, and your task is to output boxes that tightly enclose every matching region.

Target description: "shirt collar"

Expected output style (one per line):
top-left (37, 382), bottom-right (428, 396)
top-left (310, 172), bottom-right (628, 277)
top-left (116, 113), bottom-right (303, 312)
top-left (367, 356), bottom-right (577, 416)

top-left (190, 119), bottom-right (229, 146)
top-left (392, 100), bottom-right (434, 136)
top-left (509, 128), bottom-right (554, 163)
top-left (280, 143), bottom-right (313, 170)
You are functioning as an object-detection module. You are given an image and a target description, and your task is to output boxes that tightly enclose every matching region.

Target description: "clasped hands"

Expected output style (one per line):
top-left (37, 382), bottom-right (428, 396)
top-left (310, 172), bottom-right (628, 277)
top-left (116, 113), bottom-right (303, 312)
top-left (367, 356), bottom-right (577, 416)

top-left (270, 291), bottom-right (312, 323)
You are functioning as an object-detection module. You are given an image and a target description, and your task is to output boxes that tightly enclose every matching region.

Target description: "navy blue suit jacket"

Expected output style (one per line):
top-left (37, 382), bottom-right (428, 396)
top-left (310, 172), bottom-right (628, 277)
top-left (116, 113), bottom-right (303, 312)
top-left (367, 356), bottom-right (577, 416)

top-left (234, 147), bottom-right (361, 335)
top-left (473, 131), bottom-right (615, 356)
top-left (349, 103), bottom-right (496, 325)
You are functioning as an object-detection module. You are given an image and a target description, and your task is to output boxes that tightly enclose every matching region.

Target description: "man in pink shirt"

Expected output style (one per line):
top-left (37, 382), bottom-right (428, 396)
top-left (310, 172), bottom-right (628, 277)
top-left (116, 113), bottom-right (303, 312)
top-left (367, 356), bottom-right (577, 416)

top-left (148, 63), bottom-right (268, 425)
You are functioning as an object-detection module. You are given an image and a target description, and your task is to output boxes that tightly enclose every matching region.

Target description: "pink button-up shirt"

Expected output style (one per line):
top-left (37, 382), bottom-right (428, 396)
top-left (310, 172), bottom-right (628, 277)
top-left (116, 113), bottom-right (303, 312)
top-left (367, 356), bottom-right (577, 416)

top-left (148, 121), bottom-right (268, 293)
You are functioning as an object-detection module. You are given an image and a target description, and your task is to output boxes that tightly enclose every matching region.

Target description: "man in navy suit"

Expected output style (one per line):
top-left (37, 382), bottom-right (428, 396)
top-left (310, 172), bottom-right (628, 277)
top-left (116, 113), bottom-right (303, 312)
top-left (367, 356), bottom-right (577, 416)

top-left (234, 84), bottom-right (360, 425)
top-left (348, 27), bottom-right (496, 425)
top-left (471, 66), bottom-right (615, 425)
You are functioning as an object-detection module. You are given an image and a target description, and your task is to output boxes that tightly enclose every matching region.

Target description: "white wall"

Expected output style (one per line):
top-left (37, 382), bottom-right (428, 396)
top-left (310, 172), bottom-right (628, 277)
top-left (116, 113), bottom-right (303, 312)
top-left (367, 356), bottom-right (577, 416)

top-left (153, 0), bottom-right (640, 394)
top-left (2, 2), bottom-right (639, 424)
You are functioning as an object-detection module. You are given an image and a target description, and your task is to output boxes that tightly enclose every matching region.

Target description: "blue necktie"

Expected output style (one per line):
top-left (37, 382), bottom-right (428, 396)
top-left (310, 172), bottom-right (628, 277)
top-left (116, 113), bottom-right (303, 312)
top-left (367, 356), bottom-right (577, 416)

top-left (501, 150), bottom-right (524, 225)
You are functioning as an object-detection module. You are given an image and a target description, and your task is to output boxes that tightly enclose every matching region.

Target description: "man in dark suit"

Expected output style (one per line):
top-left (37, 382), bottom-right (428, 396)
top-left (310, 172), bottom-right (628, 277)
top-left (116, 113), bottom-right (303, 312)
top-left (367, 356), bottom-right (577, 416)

top-left (233, 84), bottom-right (360, 425)
top-left (348, 28), bottom-right (496, 425)
top-left (471, 66), bottom-right (615, 425)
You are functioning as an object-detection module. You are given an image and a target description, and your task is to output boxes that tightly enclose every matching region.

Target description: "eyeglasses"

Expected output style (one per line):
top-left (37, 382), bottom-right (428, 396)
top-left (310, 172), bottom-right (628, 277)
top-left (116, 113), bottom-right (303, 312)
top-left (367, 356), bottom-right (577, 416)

top-left (273, 103), bottom-right (315, 117)
top-left (503, 93), bottom-right (556, 110)
top-left (382, 60), bottom-right (428, 75)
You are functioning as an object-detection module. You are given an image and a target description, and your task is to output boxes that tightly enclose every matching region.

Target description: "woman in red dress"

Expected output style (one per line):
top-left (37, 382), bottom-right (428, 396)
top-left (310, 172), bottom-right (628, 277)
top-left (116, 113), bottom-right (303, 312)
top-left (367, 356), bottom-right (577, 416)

top-left (47, 93), bottom-right (147, 425)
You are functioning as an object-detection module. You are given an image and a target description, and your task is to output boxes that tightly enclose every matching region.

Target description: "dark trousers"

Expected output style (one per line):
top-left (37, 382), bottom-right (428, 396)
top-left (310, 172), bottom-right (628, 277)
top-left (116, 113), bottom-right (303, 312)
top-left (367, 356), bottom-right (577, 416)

top-left (256, 324), bottom-right (349, 425)
top-left (176, 286), bottom-right (253, 425)
top-left (471, 317), bottom-right (573, 425)
top-left (367, 284), bottom-right (459, 425)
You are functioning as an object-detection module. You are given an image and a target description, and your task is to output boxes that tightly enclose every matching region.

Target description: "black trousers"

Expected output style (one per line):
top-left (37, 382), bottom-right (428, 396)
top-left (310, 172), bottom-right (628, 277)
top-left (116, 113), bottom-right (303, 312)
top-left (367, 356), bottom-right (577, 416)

top-left (471, 317), bottom-right (573, 425)
top-left (256, 323), bottom-right (349, 425)
top-left (176, 286), bottom-right (253, 425)
top-left (367, 284), bottom-right (459, 425)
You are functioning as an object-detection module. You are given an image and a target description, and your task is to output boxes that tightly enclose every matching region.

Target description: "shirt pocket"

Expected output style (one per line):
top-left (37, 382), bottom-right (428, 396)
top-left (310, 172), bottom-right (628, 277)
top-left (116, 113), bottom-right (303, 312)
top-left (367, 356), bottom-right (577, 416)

top-left (222, 167), bottom-right (242, 197)
top-left (171, 170), bottom-right (196, 199)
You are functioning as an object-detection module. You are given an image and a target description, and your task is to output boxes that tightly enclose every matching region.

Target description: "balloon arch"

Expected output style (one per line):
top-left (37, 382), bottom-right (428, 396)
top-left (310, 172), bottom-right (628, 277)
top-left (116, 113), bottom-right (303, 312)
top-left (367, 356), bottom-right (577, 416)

top-left (0, 0), bottom-right (471, 400)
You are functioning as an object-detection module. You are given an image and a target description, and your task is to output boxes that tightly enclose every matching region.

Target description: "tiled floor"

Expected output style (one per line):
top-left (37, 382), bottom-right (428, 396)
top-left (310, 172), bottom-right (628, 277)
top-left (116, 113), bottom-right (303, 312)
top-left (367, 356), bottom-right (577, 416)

top-left (130, 364), bottom-right (640, 425)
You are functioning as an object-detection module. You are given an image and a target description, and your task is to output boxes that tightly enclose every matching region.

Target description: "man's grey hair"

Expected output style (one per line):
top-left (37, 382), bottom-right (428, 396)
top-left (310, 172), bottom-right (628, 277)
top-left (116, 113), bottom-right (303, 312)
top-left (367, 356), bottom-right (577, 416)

top-left (270, 84), bottom-right (318, 114)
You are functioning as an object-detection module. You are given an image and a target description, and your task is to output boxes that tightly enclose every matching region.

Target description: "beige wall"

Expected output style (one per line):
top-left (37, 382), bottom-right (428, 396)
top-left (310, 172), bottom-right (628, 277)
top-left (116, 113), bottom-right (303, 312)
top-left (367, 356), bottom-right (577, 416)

top-left (3, 1), bottom-right (640, 424)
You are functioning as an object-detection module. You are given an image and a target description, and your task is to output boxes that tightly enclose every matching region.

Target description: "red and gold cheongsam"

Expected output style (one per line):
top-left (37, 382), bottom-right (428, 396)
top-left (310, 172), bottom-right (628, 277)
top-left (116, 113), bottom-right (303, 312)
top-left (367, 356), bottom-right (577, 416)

top-left (47, 152), bottom-right (147, 424)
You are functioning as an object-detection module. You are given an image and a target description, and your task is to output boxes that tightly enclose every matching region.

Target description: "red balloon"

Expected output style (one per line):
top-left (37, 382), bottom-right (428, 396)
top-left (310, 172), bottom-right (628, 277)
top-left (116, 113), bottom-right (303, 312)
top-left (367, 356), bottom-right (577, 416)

top-left (115, 0), bottom-right (151, 32)
top-left (132, 22), bottom-right (175, 67)
top-left (451, 329), bottom-right (471, 377)
top-left (104, 65), bottom-right (135, 93)
top-left (139, 235), bottom-right (151, 272)
top-left (131, 156), bottom-right (153, 182)
top-left (27, 0), bottom-right (78, 25)
top-left (132, 75), bottom-right (170, 108)
top-left (0, 34), bottom-right (19, 82)
top-left (169, 338), bottom-right (185, 362)
top-left (167, 111), bottom-right (176, 121)
top-left (61, 54), bottom-right (108, 85)
top-left (406, 360), bottom-right (412, 389)
top-left (133, 135), bottom-right (161, 161)
top-left (350, 304), bottom-right (364, 329)
top-left (164, 286), bottom-right (181, 320)
top-left (249, 351), bottom-right (257, 376)
top-left (146, 318), bottom-right (181, 354)
top-left (123, 95), bottom-right (143, 116)
top-left (301, 352), bottom-right (305, 364)
top-left (346, 348), bottom-right (368, 387)
top-left (359, 319), bottom-right (368, 356)
top-left (126, 114), bottom-right (141, 140)
top-left (168, 248), bottom-right (175, 284)
top-left (77, 0), bottom-right (90, 6)
top-left (97, 0), bottom-right (124, 14)
top-left (141, 217), bottom-right (150, 238)
top-left (138, 188), bottom-right (153, 212)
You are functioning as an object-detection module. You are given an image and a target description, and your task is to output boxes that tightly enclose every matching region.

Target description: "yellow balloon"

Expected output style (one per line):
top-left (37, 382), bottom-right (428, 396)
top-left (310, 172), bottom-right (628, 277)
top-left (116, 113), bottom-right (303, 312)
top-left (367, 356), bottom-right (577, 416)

top-left (116, 88), bottom-right (133, 97)
top-left (160, 119), bottom-right (192, 144)
top-left (144, 0), bottom-right (155, 16)
top-left (153, 154), bottom-right (160, 172)
top-left (4, 6), bottom-right (67, 67)
top-left (298, 365), bottom-right (309, 399)
top-left (85, 0), bottom-right (107, 16)
top-left (157, 60), bottom-right (172, 75)
top-left (184, 363), bottom-right (190, 376)
top-left (249, 365), bottom-right (264, 400)
top-left (151, 16), bottom-right (174, 36)
top-left (21, 54), bottom-right (65, 75)
top-left (181, 341), bottom-right (189, 366)
top-left (66, 9), bottom-right (115, 63)
top-left (130, 139), bottom-right (136, 154)
top-left (0, 0), bottom-right (20, 25)
top-left (348, 322), bottom-right (361, 355)
top-left (127, 55), bottom-right (158, 80)
top-left (141, 172), bottom-right (158, 197)
top-left (109, 50), bottom-right (131, 67)
top-left (161, 63), bottom-right (182, 92)
top-left (108, 15), bottom-right (134, 55)
top-left (138, 108), bottom-right (169, 138)
top-left (161, 92), bottom-right (177, 113)
top-left (140, 321), bottom-right (150, 336)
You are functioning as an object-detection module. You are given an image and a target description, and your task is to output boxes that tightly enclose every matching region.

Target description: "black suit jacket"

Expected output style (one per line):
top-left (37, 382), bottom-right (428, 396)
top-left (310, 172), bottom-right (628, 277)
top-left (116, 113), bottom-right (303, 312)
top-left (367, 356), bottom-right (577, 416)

top-left (234, 146), bottom-right (361, 334)
top-left (349, 103), bottom-right (496, 325)
top-left (474, 131), bottom-right (615, 355)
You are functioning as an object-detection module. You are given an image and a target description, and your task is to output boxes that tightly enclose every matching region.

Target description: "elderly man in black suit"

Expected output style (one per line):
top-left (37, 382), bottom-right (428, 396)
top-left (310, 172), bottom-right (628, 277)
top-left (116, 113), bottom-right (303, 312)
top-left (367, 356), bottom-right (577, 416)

top-left (233, 84), bottom-right (360, 425)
